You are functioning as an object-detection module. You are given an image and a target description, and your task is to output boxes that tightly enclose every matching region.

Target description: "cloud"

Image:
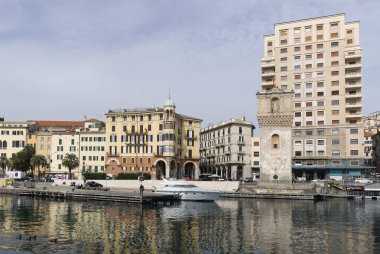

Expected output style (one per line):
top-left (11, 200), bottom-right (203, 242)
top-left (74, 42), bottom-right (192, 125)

top-left (0, 0), bottom-right (379, 127)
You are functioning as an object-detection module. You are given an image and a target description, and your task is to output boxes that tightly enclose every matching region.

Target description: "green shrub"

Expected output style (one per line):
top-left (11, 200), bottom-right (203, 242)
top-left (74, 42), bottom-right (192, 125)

top-left (115, 172), bottom-right (151, 180)
top-left (83, 172), bottom-right (107, 180)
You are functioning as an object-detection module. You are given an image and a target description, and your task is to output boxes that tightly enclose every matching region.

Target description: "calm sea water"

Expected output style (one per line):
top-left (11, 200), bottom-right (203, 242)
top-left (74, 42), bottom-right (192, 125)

top-left (0, 195), bottom-right (379, 254)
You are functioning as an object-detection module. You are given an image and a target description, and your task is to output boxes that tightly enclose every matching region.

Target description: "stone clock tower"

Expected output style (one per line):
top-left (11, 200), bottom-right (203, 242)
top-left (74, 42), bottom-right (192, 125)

top-left (256, 88), bottom-right (294, 185)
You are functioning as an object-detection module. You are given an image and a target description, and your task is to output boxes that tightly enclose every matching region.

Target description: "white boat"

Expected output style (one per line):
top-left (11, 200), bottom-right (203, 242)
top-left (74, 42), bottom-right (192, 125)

top-left (154, 180), bottom-right (221, 201)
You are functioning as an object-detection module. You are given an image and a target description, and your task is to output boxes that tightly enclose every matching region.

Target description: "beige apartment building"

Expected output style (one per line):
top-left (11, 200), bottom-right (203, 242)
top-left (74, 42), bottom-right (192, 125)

top-left (0, 122), bottom-right (29, 166)
top-left (78, 120), bottom-right (106, 174)
top-left (199, 118), bottom-right (255, 180)
top-left (104, 98), bottom-right (201, 180)
top-left (251, 136), bottom-right (260, 179)
top-left (261, 14), bottom-right (367, 180)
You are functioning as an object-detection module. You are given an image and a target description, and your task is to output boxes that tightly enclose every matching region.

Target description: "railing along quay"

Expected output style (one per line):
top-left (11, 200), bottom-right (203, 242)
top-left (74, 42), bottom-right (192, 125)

top-left (221, 192), bottom-right (320, 200)
top-left (0, 188), bottom-right (180, 204)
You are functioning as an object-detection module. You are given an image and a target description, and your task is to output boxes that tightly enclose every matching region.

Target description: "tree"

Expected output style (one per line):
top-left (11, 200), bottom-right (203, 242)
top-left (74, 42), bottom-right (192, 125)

top-left (62, 153), bottom-right (79, 180)
top-left (10, 146), bottom-right (35, 173)
top-left (30, 154), bottom-right (47, 177)
top-left (0, 156), bottom-right (11, 174)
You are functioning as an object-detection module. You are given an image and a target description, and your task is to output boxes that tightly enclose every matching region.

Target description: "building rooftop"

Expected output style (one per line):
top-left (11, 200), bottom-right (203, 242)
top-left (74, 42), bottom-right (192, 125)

top-left (201, 118), bottom-right (254, 132)
top-left (28, 120), bottom-right (84, 127)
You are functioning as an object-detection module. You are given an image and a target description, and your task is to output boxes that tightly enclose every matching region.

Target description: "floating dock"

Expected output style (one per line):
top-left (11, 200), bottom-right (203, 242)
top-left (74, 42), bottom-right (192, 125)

top-left (222, 192), bottom-right (321, 200)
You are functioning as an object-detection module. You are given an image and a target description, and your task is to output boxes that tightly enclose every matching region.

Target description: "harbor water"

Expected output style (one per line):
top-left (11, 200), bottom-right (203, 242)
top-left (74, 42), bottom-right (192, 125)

top-left (0, 195), bottom-right (380, 253)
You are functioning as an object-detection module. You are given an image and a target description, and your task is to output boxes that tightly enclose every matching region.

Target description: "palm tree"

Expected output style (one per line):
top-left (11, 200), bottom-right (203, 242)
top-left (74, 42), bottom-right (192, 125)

top-left (30, 154), bottom-right (47, 178)
top-left (62, 153), bottom-right (79, 180)
top-left (0, 156), bottom-right (11, 175)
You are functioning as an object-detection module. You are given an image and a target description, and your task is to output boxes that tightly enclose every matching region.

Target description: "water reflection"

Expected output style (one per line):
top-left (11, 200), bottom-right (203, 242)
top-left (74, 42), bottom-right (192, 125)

top-left (0, 195), bottom-right (379, 253)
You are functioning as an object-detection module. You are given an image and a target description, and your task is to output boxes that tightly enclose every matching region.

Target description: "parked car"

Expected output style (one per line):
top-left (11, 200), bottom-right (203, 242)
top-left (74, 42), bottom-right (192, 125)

top-left (85, 181), bottom-right (103, 188)
top-left (354, 178), bottom-right (373, 184)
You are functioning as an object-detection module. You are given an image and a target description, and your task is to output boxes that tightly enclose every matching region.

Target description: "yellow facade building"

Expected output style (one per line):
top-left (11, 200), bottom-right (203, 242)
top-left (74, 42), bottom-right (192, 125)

top-left (104, 98), bottom-right (201, 180)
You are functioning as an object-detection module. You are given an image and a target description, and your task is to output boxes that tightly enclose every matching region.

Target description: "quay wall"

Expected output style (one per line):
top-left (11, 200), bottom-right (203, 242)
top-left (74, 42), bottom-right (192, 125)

top-left (53, 180), bottom-right (240, 192)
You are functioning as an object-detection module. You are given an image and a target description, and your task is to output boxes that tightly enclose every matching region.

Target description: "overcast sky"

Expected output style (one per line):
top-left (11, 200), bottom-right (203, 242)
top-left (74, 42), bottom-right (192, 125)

top-left (1, 0), bottom-right (379, 128)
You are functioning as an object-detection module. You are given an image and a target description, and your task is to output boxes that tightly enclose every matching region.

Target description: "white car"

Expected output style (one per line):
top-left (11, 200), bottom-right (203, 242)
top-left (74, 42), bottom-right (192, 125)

top-left (354, 178), bottom-right (373, 184)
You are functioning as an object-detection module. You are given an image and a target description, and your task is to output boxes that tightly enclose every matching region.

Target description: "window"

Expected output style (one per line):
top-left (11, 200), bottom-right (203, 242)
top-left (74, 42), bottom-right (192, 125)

top-left (330, 22), bottom-right (339, 28)
top-left (332, 150), bottom-right (340, 156)
top-left (294, 55), bottom-right (301, 61)
top-left (295, 112), bottom-right (301, 117)
top-left (305, 45), bottom-right (312, 50)
top-left (317, 53), bottom-right (323, 59)
top-left (331, 61), bottom-right (339, 67)
top-left (350, 139), bottom-right (358, 144)
top-left (267, 41), bottom-right (273, 46)
top-left (317, 101), bottom-right (324, 106)
top-left (294, 46), bottom-right (300, 52)
top-left (305, 26), bottom-right (312, 32)
top-left (317, 140), bottom-right (325, 145)
top-left (281, 57), bottom-right (287, 62)
top-left (317, 24), bottom-right (323, 31)
top-left (280, 39), bottom-right (287, 45)
top-left (317, 81), bottom-right (324, 87)
top-left (317, 63), bottom-right (324, 68)
top-left (306, 92), bottom-right (312, 97)
top-left (281, 85), bottom-right (288, 90)
top-left (331, 71), bottom-right (339, 76)
top-left (350, 150), bottom-right (359, 156)
top-left (295, 122), bottom-right (301, 126)
top-left (331, 51), bottom-right (339, 57)
top-left (280, 48), bottom-right (287, 53)
top-left (294, 28), bottom-right (301, 34)
top-left (280, 30), bottom-right (288, 36)
top-left (306, 82), bottom-right (312, 89)
top-left (331, 80), bottom-right (339, 86)
top-left (317, 43), bottom-right (323, 49)
top-left (305, 54), bottom-right (312, 60)
top-left (305, 72), bottom-right (312, 78)
top-left (330, 33), bottom-right (338, 39)
top-left (332, 128), bottom-right (339, 135)
top-left (317, 71), bottom-right (324, 77)
top-left (306, 140), bottom-right (313, 145)
top-left (347, 39), bottom-right (353, 44)
top-left (294, 38), bottom-right (301, 43)
top-left (305, 64), bottom-right (312, 69)
top-left (294, 74), bottom-right (301, 80)
top-left (347, 29), bottom-right (352, 34)
top-left (331, 90), bottom-right (339, 96)
top-left (281, 66), bottom-right (288, 72)
top-left (317, 111), bottom-right (324, 116)
top-left (294, 130), bottom-right (301, 136)
top-left (295, 93), bottom-right (301, 98)
top-left (331, 100), bottom-right (339, 106)
top-left (281, 76), bottom-right (287, 81)
top-left (306, 121), bottom-right (313, 126)
top-left (254, 152), bottom-right (259, 157)
top-left (295, 103), bottom-right (301, 108)
top-left (294, 65), bottom-right (301, 70)
top-left (318, 129), bottom-right (325, 136)
top-left (332, 139), bottom-right (340, 145)
top-left (306, 130), bottom-right (313, 136)
top-left (332, 120), bottom-right (340, 125)
top-left (295, 151), bottom-right (302, 156)
top-left (317, 92), bottom-right (324, 97)
top-left (306, 111), bottom-right (313, 117)
top-left (317, 120), bottom-right (324, 126)
top-left (305, 36), bottom-right (311, 42)
top-left (317, 34), bottom-right (323, 40)
top-left (332, 110), bottom-right (339, 115)
top-left (271, 134), bottom-right (279, 149)
top-left (254, 142), bottom-right (259, 146)
top-left (306, 101), bottom-right (313, 107)
top-left (350, 128), bottom-right (358, 134)
top-left (351, 160), bottom-right (359, 166)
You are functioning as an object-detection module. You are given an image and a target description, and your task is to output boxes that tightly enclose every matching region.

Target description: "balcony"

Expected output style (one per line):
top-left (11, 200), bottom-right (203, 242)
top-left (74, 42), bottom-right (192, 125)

top-left (237, 140), bottom-right (246, 145)
top-left (345, 72), bottom-right (362, 79)
top-left (345, 93), bottom-right (361, 99)
top-left (345, 83), bottom-right (362, 89)
top-left (225, 151), bottom-right (231, 155)
top-left (106, 153), bottom-right (119, 157)
top-left (346, 113), bottom-right (363, 119)
top-left (345, 63), bottom-right (362, 70)
top-left (262, 80), bottom-right (275, 88)
top-left (346, 103), bottom-right (362, 109)
top-left (261, 60), bottom-right (275, 68)
top-left (345, 50), bottom-right (362, 60)
top-left (226, 160), bottom-right (245, 165)
top-left (237, 151), bottom-right (246, 155)
top-left (261, 71), bottom-right (275, 78)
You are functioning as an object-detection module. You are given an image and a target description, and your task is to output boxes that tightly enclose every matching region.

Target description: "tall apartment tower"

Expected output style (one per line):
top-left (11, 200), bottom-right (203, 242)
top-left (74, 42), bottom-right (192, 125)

top-left (261, 14), bottom-right (366, 180)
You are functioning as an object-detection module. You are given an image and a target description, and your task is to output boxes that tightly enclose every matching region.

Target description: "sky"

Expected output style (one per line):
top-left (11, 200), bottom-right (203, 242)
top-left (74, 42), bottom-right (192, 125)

top-left (1, 0), bottom-right (379, 128)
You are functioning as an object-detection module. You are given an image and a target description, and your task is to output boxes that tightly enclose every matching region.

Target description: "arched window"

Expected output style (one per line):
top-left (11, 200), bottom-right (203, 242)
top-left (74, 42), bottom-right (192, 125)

top-left (0, 141), bottom-right (2, 149)
top-left (271, 134), bottom-right (279, 149)
top-left (3, 141), bottom-right (7, 148)
top-left (271, 98), bottom-right (280, 113)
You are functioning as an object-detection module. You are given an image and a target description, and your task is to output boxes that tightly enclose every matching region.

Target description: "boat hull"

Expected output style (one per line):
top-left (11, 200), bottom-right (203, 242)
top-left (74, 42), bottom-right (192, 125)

top-left (155, 189), bottom-right (221, 201)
